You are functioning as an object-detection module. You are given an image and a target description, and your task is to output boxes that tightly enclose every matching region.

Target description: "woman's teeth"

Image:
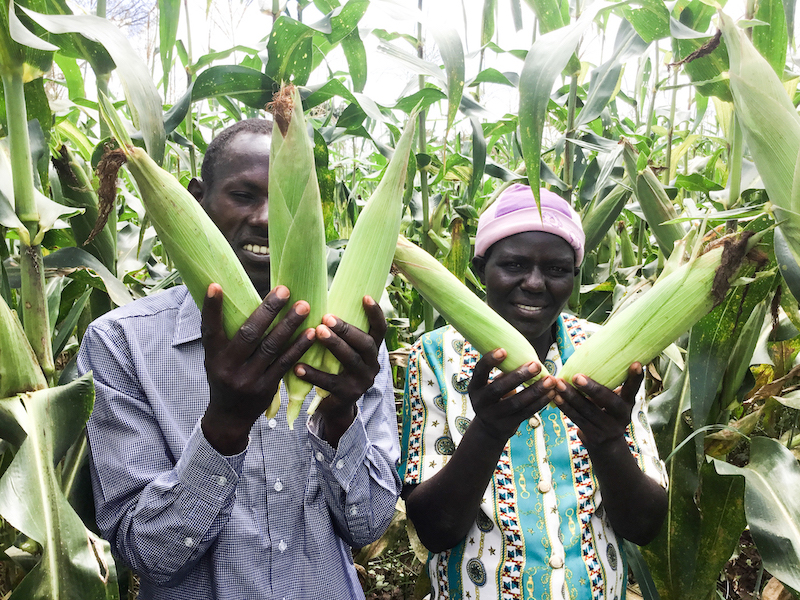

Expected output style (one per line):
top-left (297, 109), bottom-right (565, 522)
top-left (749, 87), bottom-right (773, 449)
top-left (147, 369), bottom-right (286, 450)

top-left (515, 303), bottom-right (544, 312)
top-left (243, 244), bottom-right (268, 256)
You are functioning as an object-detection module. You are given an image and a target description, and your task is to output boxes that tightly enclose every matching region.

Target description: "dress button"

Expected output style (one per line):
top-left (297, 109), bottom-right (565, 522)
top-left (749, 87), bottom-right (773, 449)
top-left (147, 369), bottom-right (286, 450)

top-left (268, 418), bottom-right (277, 429)
top-left (216, 476), bottom-right (227, 487)
top-left (549, 554), bottom-right (564, 569)
top-left (538, 480), bottom-right (552, 494)
top-left (278, 540), bottom-right (288, 553)
top-left (315, 451), bottom-right (324, 462)
top-left (274, 479), bottom-right (283, 492)
top-left (184, 537), bottom-right (194, 547)
top-left (528, 415), bottom-right (541, 428)
top-left (336, 459), bottom-right (345, 469)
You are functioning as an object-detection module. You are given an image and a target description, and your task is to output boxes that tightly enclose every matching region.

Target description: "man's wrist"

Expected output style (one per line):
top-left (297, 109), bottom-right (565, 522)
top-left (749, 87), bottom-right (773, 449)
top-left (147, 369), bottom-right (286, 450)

top-left (201, 411), bottom-right (251, 456)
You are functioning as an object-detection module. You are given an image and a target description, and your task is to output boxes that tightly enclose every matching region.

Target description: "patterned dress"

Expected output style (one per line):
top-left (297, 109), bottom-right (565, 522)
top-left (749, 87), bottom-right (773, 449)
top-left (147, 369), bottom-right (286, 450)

top-left (398, 315), bottom-right (667, 600)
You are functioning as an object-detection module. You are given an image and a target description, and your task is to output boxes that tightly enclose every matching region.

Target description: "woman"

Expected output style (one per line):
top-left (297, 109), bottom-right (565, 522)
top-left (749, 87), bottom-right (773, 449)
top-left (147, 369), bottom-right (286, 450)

top-left (399, 184), bottom-right (668, 600)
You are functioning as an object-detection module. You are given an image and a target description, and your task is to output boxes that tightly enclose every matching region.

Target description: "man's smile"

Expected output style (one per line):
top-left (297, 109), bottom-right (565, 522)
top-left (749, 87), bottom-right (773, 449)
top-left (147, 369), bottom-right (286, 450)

top-left (242, 243), bottom-right (268, 256)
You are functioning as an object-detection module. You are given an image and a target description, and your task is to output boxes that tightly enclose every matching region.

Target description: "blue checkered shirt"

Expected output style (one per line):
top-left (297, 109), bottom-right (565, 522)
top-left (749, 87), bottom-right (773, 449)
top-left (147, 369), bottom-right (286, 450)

top-left (79, 286), bottom-right (401, 600)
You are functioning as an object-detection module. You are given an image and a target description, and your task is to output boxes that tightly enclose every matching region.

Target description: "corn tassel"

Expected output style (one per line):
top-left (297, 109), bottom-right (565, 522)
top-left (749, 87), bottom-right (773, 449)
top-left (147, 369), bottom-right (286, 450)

top-left (268, 84), bottom-right (329, 427)
top-left (307, 113), bottom-right (418, 414)
top-left (393, 235), bottom-right (545, 377)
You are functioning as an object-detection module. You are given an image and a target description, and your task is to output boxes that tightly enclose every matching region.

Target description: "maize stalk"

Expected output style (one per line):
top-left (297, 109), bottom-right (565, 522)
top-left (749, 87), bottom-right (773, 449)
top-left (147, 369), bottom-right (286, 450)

top-left (97, 95), bottom-right (262, 341)
top-left (395, 231), bottom-right (757, 392)
top-left (393, 235), bottom-right (546, 378)
top-left (307, 112), bottom-right (418, 413)
top-left (267, 84), bottom-right (329, 427)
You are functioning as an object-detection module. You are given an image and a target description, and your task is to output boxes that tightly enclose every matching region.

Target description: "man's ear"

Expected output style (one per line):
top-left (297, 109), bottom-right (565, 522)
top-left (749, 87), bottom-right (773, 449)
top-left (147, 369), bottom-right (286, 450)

top-left (472, 255), bottom-right (487, 285)
top-left (187, 178), bottom-right (205, 203)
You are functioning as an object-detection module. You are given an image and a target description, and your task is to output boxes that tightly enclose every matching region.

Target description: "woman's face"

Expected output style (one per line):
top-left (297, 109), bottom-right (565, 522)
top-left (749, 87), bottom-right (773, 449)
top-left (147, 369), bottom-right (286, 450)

top-left (474, 231), bottom-right (577, 346)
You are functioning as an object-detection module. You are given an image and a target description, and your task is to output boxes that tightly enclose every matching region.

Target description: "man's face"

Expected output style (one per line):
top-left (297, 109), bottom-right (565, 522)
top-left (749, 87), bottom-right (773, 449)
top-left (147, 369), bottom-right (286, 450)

top-left (193, 131), bottom-right (272, 298)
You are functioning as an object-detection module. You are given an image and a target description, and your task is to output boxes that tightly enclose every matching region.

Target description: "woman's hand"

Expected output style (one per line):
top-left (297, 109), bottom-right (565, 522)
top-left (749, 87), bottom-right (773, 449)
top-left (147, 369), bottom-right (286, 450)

top-left (552, 363), bottom-right (643, 450)
top-left (467, 348), bottom-right (556, 442)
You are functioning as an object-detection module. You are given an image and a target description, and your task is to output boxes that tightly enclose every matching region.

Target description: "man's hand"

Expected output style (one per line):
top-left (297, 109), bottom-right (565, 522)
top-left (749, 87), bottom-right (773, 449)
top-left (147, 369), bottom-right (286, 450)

top-left (294, 296), bottom-right (386, 444)
top-left (553, 362), bottom-right (643, 450)
top-left (467, 349), bottom-right (556, 443)
top-left (201, 283), bottom-right (316, 455)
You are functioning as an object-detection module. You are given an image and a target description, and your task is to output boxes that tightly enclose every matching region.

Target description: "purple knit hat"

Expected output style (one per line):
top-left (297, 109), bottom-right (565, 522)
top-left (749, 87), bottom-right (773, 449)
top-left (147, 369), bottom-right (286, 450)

top-left (475, 184), bottom-right (585, 264)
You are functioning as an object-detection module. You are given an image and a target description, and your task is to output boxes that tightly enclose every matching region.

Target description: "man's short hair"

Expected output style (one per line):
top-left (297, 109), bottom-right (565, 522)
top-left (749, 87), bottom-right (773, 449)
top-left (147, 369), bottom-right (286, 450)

top-left (201, 119), bottom-right (273, 189)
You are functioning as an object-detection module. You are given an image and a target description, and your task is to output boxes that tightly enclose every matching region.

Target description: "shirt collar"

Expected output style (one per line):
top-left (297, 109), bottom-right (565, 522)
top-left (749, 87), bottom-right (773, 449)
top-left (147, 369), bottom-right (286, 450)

top-left (173, 287), bottom-right (202, 346)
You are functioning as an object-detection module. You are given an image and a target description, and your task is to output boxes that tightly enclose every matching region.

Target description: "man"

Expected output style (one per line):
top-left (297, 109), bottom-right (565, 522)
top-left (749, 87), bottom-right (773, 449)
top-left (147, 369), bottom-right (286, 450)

top-left (399, 185), bottom-right (667, 600)
top-left (79, 119), bottom-right (401, 600)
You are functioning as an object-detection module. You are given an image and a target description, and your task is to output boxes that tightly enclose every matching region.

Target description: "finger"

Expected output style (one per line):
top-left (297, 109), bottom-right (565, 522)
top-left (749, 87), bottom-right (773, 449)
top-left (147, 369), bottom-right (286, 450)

top-left (201, 284), bottom-right (227, 357)
top-left (470, 348), bottom-right (506, 390)
top-left (362, 296), bottom-right (388, 348)
top-left (498, 375), bottom-right (557, 415)
top-left (553, 392), bottom-right (603, 438)
top-left (618, 362), bottom-right (644, 406)
top-left (320, 312), bottom-right (378, 359)
top-left (485, 361), bottom-right (544, 399)
top-left (250, 300), bottom-right (312, 368)
top-left (263, 327), bottom-right (317, 381)
top-left (229, 286), bottom-right (291, 362)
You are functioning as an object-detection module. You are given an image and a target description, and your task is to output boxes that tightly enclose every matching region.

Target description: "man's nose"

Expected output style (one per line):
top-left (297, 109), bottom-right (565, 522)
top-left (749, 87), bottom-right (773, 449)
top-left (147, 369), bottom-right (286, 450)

top-left (248, 199), bottom-right (269, 228)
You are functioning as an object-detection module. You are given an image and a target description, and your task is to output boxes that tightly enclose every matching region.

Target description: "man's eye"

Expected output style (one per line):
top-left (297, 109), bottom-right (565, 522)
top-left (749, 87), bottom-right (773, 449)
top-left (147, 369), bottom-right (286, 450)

top-left (232, 191), bottom-right (254, 201)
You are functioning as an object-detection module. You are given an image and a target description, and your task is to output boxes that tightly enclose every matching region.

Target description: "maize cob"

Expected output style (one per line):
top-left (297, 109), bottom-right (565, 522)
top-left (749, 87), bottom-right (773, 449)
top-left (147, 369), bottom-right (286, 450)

top-left (720, 14), bottom-right (800, 260)
top-left (0, 294), bottom-right (47, 399)
top-left (396, 231), bottom-right (757, 392)
top-left (393, 235), bottom-right (546, 378)
top-left (307, 113), bottom-right (417, 413)
top-left (268, 84), bottom-right (329, 427)
top-left (97, 96), bottom-right (262, 341)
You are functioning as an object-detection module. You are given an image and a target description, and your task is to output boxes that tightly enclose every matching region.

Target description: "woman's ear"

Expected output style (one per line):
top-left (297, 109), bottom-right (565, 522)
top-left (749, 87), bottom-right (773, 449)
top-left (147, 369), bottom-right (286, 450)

top-left (472, 255), bottom-right (487, 285)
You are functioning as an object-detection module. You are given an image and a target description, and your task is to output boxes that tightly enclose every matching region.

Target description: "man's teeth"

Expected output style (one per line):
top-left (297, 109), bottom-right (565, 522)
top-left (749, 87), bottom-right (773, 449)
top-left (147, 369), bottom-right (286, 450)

top-left (243, 244), bottom-right (269, 256)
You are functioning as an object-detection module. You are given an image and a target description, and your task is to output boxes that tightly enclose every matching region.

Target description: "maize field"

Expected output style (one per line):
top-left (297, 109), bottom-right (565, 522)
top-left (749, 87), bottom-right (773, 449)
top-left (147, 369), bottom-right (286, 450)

top-left (0, 0), bottom-right (799, 598)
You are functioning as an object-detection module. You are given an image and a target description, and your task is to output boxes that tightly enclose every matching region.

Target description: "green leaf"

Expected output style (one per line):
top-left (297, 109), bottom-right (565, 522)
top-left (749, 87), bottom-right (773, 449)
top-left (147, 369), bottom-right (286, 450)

top-left (714, 437), bottom-right (800, 590)
top-left (158, 0), bottom-right (181, 95)
top-left (53, 51), bottom-right (83, 100)
top-left (192, 65), bottom-right (275, 109)
top-left (341, 27), bottom-right (367, 92)
top-left (622, 0), bottom-right (670, 43)
top-left (431, 25), bottom-right (465, 134)
top-left (575, 61), bottom-right (622, 127)
top-left (752, 0), bottom-right (787, 77)
top-left (519, 2), bottom-right (607, 201)
top-left (326, 0), bottom-right (368, 45)
top-left (443, 217), bottom-right (470, 282)
top-left (44, 247), bottom-right (133, 307)
top-left (481, 0), bottom-right (496, 46)
top-left (467, 114), bottom-right (486, 204)
top-left (265, 16), bottom-right (317, 85)
top-left (19, 5), bottom-right (166, 165)
top-left (525, 0), bottom-right (568, 34)
top-left (469, 67), bottom-right (516, 87)
top-left (0, 376), bottom-right (120, 599)
top-left (674, 172), bottom-right (724, 192)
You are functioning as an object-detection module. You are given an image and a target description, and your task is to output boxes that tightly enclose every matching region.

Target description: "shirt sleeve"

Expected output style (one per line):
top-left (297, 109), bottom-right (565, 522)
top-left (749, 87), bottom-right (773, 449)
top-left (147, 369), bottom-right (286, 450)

top-left (79, 321), bottom-right (244, 586)
top-left (306, 343), bottom-right (401, 548)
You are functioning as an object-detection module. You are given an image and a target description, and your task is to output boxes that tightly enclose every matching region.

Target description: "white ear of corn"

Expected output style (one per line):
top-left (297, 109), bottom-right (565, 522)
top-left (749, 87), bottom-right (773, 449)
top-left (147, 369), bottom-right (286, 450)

top-left (558, 232), bottom-right (756, 388)
top-left (393, 235), bottom-right (546, 377)
top-left (306, 114), bottom-right (418, 414)
top-left (268, 84), bottom-right (329, 427)
top-left (98, 95), bottom-right (263, 339)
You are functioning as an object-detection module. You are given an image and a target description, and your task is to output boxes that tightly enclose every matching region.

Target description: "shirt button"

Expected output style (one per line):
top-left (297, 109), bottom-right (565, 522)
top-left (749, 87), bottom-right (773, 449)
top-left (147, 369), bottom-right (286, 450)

top-left (549, 554), bottom-right (564, 569)
top-left (350, 506), bottom-right (358, 516)
top-left (274, 479), bottom-right (283, 492)
top-left (268, 418), bottom-right (277, 429)
top-left (528, 415), bottom-right (541, 428)
top-left (538, 480), bottom-right (552, 494)
top-left (336, 459), bottom-right (345, 469)
top-left (278, 540), bottom-right (287, 553)
top-left (184, 537), bottom-right (194, 547)
top-left (216, 476), bottom-right (227, 487)
top-left (315, 451), bottom-right (324, 462)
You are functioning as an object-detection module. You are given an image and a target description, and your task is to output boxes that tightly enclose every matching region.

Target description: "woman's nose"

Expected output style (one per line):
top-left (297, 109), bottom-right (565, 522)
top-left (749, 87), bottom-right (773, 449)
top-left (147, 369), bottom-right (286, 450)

top-left (520, 267), bottom-right (546, 291)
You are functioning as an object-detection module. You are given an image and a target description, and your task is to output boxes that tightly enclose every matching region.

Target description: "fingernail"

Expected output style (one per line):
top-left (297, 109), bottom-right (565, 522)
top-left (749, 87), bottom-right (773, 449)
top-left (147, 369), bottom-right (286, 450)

top-left (206, 283), bottom-right (220, 298)
top-left (547, 390), bottom-right (556, 399)
top-left (556, 380), bottom-right (566, 392)
top-left (574, 374), bottom-right (587, 386)
top-left (542, 376), bottom-right (555, 389)
top-left (295, 301), bottom-right (309, 316)
top-left (305, 329), bottom-right (315, 340)
top-left (323, 314), bottom-right (336, 327)
top-left (527, 362), bottom-right (540, 374)
top-left (493, 349), bottom-right (506, 360)
top-left (554, 394), bottom-right (564, 405)
top-left (317, 325), bottom-right (331, 339)
top-left (364, 295), bottom-right (375, 306)
top-left (275, 286), bottom-right (290, 300)
top-left (295, 365), bottom-right (306, 376)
